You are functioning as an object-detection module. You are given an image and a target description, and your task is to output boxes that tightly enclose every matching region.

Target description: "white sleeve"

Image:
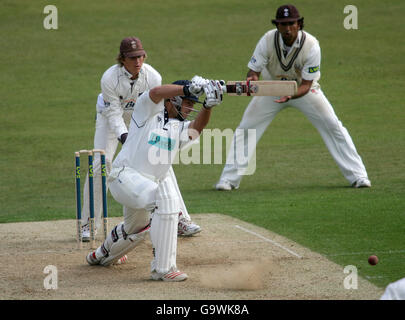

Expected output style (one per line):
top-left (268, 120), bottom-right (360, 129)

top-left (247, 34), bottom-right (270, 73)
top-left (100, 75), bottom-right (128, 139)
top-left (301, 43), bottom-right (321, 81)
top-left (146, 66), bottom-right (162, 88)
top-left (131, 90), bottom-right (163, 126)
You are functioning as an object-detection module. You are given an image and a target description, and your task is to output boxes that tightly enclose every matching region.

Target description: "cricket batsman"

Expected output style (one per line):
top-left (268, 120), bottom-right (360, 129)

top-left (86, 76), bottom-right (224, 281)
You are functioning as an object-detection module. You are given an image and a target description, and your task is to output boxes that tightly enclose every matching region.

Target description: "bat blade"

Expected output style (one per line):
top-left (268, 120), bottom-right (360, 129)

top-left (225, 80), bottom-right (297, 97)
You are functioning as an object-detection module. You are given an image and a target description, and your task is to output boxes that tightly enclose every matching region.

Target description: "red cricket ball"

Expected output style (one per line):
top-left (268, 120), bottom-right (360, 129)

top-left (368, 255), bottom-right (378, 265)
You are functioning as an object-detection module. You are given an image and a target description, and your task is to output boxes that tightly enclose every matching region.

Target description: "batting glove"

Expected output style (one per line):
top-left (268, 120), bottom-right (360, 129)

top-left (203, 80), bottom-right (224, 108)
top-left (188, 75), bottom-right (208, 97)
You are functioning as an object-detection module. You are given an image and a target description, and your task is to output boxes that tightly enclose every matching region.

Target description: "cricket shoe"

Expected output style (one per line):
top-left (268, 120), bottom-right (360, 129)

top-left (81, 223), bottom-right (97, 242)
top-left (114, 255), bottom-right (129, 265)
top-left (86, 251), bottom-right (128, 266)
top-left (151, 269), bottom-right (188, 282)
top-left (86, 251), bottom-right (100, 265)
top-left (352, 178), bottom-right (371, 188)
top-left (214, 180), bottom-right (238, 191)
top-left (178, 212), bottom-right (202, 236)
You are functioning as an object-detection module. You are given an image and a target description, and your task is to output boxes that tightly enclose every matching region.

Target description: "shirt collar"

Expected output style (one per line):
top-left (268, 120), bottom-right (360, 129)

top-left (279, 30), bottom-right (302, 48)
top-left (120, 65), bottom-right (143, 80)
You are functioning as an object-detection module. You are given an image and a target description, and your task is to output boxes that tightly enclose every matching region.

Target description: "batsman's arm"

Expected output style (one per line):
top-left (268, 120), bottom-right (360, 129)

top-left (189, 107), bottom-right (212, 136)
top-left (149, 85), bottom-right (185, 104)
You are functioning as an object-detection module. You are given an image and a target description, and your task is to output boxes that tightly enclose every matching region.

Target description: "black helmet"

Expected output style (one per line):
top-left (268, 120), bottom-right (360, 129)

top-left (172, 80), bottom-right (200, 103)
top-left (169, 80), bottom-right (201, 121)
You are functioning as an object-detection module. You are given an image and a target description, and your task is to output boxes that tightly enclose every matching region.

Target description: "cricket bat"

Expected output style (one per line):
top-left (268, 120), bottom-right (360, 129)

top-left (224, 80), bottom-right (297, 97)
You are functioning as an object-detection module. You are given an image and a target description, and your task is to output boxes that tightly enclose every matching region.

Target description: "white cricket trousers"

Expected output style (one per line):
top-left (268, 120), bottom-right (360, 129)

top-left (108, 167), bottom-right (180, 273)
top-left (219, 88), bottom-right (369, 187)
top-left (94, 166), bottom-right (158, 266)
top-left (81, 100), bottom-right (191, 228)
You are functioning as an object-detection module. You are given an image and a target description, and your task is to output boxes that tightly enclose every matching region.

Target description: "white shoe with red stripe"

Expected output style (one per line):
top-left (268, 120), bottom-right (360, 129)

top-left (86, 251), bottom-right (128, 266)
top-left (178, 212), bottom-right (202, 236)
top-left (151, 269), bottom-right (188, 282)
top-left (114, 255), bottom-right (128, 265)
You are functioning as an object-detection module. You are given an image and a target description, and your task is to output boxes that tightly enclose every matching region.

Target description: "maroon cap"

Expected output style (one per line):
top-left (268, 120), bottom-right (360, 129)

top-left (120, 37), bottom-right (146, 58)
top-left (272, 4), bottom-right (302, 23)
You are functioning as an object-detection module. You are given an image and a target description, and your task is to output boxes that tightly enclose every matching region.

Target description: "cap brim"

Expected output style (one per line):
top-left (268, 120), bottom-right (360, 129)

top-left (123, 50), bottom-right (146, 58)
top-left (272, 17), bottom-right (301, 23)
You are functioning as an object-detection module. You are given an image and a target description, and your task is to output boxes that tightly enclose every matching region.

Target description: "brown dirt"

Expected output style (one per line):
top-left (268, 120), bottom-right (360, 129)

top-left (0, 214), bottom-right (383, 300)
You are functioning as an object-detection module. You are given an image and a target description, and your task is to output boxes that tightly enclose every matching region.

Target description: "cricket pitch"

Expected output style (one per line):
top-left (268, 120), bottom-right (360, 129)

top-left (0, 214), bottom-right (383, 300)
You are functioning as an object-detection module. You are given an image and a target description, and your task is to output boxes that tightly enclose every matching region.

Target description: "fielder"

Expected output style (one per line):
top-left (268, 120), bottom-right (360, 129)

top-left (215, 4), bottom-right (371, 190)
top-left (86, 76), bottom-right (224, 281)
top-left (380, 277), bottom-right (405, 300)
top-left (80, 37), bottom-right (201, 242)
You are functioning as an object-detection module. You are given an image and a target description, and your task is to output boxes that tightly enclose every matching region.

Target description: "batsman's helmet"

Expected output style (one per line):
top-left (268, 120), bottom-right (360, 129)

top-left (169, 80), bottom-right (201, 121)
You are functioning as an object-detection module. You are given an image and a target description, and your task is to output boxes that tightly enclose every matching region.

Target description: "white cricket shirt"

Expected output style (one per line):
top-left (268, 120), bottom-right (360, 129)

top-left (99, 63), bottom-right (162, 138)
top-left (248, 30), bottom-right (321, 86)
top-left (112, 90), bottom-right (192, 180)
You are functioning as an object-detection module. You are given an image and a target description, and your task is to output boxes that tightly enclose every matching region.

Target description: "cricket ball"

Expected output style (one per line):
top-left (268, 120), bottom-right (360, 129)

top-left (368, 255), bottom-right (378, 266)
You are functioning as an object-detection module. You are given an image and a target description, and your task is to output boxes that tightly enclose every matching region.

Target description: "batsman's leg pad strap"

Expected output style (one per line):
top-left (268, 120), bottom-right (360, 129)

top-left (154, 176), bottom-right (181, 215)
top-left (99, 222), bottom-right (150, 266)
top-left (111, 226), bottom-right (119, 242)
top-left (121, 224), bottom-right (128, 240)
top-left (155, 198), bottom-right (180, 214)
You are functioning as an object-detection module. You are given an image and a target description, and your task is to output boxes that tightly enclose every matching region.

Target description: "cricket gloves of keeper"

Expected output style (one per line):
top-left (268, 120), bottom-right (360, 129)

top-left (118, 132), bottom-right (128, 144)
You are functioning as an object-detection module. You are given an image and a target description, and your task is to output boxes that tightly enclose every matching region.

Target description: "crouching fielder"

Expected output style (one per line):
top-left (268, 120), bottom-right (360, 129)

top-left (86, 76), bottom-right (224, 281)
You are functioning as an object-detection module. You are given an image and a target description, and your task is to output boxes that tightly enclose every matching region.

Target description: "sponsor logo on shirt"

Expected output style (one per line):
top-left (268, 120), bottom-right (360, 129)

top-left (123, 99), bottom-right (136, 109)
top-left (308, 66), bottom-right (320, 73)
top-left (148, 132), bottom-right (175, 151)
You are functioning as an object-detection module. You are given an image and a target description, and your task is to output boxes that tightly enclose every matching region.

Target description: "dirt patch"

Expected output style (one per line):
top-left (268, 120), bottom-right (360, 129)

top-left (0, 214), bottom-right (383, 300)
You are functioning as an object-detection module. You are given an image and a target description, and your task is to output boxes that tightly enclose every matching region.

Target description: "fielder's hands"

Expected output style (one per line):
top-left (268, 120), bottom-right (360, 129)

top-left (118, 132), bottom-right (128, 144)
top-left (274, 95), bottom-right (292, 103)
top-left (203, 80), bottom-right (224, 108)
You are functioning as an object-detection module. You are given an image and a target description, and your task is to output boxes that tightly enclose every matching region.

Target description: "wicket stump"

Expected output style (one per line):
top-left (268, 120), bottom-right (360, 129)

top-left (74, 149), bottom-right (108, 249)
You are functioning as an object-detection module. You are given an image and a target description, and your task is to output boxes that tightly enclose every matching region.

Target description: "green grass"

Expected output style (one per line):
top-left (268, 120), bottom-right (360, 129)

top-left (1, 0), bottom-right (404, 290)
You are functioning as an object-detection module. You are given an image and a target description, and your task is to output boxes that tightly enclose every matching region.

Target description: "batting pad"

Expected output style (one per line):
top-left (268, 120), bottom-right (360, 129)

top-left (97, 222), bottom-right (150, 266)
top-left (150, 178), bottom-right (180, 273)
top-left (150, 212), bottom-right (178, 274)
top-left (168, 166), bottom-right (190, 221)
